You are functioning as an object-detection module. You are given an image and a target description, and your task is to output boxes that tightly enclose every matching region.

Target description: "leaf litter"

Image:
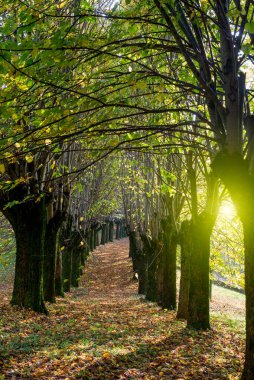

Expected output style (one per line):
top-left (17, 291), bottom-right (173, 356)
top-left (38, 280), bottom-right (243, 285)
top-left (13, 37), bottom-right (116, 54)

top-left (0, 238), bottom-right (244, 379)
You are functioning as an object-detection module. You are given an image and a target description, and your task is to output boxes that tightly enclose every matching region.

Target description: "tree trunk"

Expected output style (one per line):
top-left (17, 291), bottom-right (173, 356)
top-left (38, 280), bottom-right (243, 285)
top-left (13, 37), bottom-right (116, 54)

top-left (128, 229), bottom-right (135, 258)
top-left (109, 220), bottom-right (114, 242)
top-left (177, 220), bottom-right (192, 320)
top-left (129, 230), bottom-right (139, 275)
top-left (105, 222), bottom-right (109, 243)
top-left (212, 152), bottom-right (254, 379)
top-left (92, 228), bottom-right (97, 250)
top-left (242, 220), bottom-right (254, 379)
top-left (95, 229), bottom-right (100, 247)
top-left (71, 248), bottom-right (81, 287)
top-left (136, 252), bottom-right (148, 295)
top-left (157, 219), bottom-right (177, 310)
top-left (187, 212), bottom-right (213, 330)
top-left (101, 223), bottom-right (106, 245)
top-left (120, 222), bottom-right (126, 238)
top-left (141, 234), bottom-right (158, 302)
top-left (85, 238), bottom-right (90, 256)
top-left (55, 248), bottom-right (64, 297)
top-left (116, 222), bottom-right (120, 239)
top-left (62, 246), bottom-right (72, 292)
top-left (3, 199), bottom-right (48, 314)
top-left (44, 223), bottom-right (59, 303)
top-left (89, 228), bottom-right (94, 251)
top-left (80, 244), bottom-right (86, 266)
top-left (44, 212), bottom-right (64, 302)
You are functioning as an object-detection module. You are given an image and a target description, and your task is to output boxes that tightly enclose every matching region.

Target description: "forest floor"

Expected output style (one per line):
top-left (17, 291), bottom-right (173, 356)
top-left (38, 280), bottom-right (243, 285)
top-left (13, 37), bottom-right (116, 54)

top-left (0, 238), bottom-right (245, 379)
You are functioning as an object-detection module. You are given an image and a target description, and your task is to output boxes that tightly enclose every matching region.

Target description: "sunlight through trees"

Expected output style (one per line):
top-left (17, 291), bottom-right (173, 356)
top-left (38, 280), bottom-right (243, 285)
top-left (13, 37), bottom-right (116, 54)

top-left (0, 0), bottom-right (253, 378)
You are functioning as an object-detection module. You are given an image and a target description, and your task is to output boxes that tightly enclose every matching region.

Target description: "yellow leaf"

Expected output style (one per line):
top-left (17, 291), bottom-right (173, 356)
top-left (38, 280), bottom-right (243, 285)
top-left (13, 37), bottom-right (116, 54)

top-left (45, 139), bottom-right (52, 145)
top-left (102, 352), bottom-right (111, 359)
top-left (12, 114), bottom-right (18, 121)
top-left (0, 164), bottom-right (5, 173)
top-left (25, 154), bottom-right (34, 163)
top-left (58, 0), bottom-right (67, 8)
top-left (17, 83), bottom-right (29, 91)
top-left (50, 161), bottom-right (56, 169)
top-left (31, 48), bottom-right (39, 58)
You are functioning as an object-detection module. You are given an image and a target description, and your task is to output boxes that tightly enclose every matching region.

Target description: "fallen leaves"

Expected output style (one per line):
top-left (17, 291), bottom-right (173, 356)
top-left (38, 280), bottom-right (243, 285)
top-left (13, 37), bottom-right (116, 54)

top-left (0, 239), bottom-right (245, 379)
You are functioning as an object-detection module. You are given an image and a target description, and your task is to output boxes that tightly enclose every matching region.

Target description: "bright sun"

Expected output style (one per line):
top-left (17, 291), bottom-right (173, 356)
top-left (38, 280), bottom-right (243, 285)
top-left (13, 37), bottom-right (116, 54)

top-left (220, 200), bottom-right (236, 219)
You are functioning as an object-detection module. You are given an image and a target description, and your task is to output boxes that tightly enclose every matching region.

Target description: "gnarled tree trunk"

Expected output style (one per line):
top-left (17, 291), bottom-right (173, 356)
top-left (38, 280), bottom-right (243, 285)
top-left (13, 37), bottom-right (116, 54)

top-left (44, 211), bottom-right (65, 303)
top-left (3, 198), bottom-right (47, 314)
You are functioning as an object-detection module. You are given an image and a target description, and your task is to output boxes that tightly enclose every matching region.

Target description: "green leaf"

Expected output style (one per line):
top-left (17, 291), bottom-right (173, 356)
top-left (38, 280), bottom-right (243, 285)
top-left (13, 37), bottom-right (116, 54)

top-left (245, 22), bottom-right (254, 34)
top-left (242, 44), bottom-right (252, 55)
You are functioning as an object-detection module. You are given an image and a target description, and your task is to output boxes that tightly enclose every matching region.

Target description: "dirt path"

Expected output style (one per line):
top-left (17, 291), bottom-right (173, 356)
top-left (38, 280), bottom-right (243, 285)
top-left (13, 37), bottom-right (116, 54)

top-left (0, 239), bottom-right (245, 379)
top-left (81, 238), bottom-right (137, 299)
top-left (82, 238), bottom-right (245, 318)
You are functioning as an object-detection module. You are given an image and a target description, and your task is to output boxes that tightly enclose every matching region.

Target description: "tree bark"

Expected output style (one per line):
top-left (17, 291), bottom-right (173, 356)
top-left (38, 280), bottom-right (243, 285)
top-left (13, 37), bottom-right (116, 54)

top-left (120, 222), bottom-right (126, 238)
top-left (101, 223), bottom-right (106, 245)
top-left (129, 230), bottom-right (138, 272)
top-left (89, 228), bottom-right (94, 251)
top-left (136, 252), bottom-right (148, 295)
top-left (212, 152), bottom-right (254, 379)
top-left (187, 212), bottom-right (213, 329)
top-left (157, 219), bottom-right (177, 310)
top-left (44, 222), bottom-right (59, 302)
top-left (177, 220), bottom-right (192, 320)
top-left (115, 221), bottom-right (120, 239)
top-left (80, 243), bottom-right (86, 266)
top-left (95, 229), bottom-right (100, 247)
top-left (62, 246), bottom-right (72, 292)
top-left (92, 228), bottom-right (97, 250)
top-left (105, 222), bottom-right (109, 243)
top-left (109, 220), bottom-right (114, 242)
top-left (242, 220), bottom-right (254, 379)
top-left (141, 234), bottom-right (159, 302)
top-left (55, 248), bottom-right (64, 297)
top-left (71, 248), bottom-right (81, 287)
top-left (44, 211), bottom-right (64, 303)
top-left (3, 198), bottom-right (48, 314)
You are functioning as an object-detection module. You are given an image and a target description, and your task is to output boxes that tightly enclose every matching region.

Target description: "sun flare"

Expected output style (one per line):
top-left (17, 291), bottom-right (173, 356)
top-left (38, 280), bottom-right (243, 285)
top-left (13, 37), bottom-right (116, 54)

top-left (219, 201), bottom-right (236, 219)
